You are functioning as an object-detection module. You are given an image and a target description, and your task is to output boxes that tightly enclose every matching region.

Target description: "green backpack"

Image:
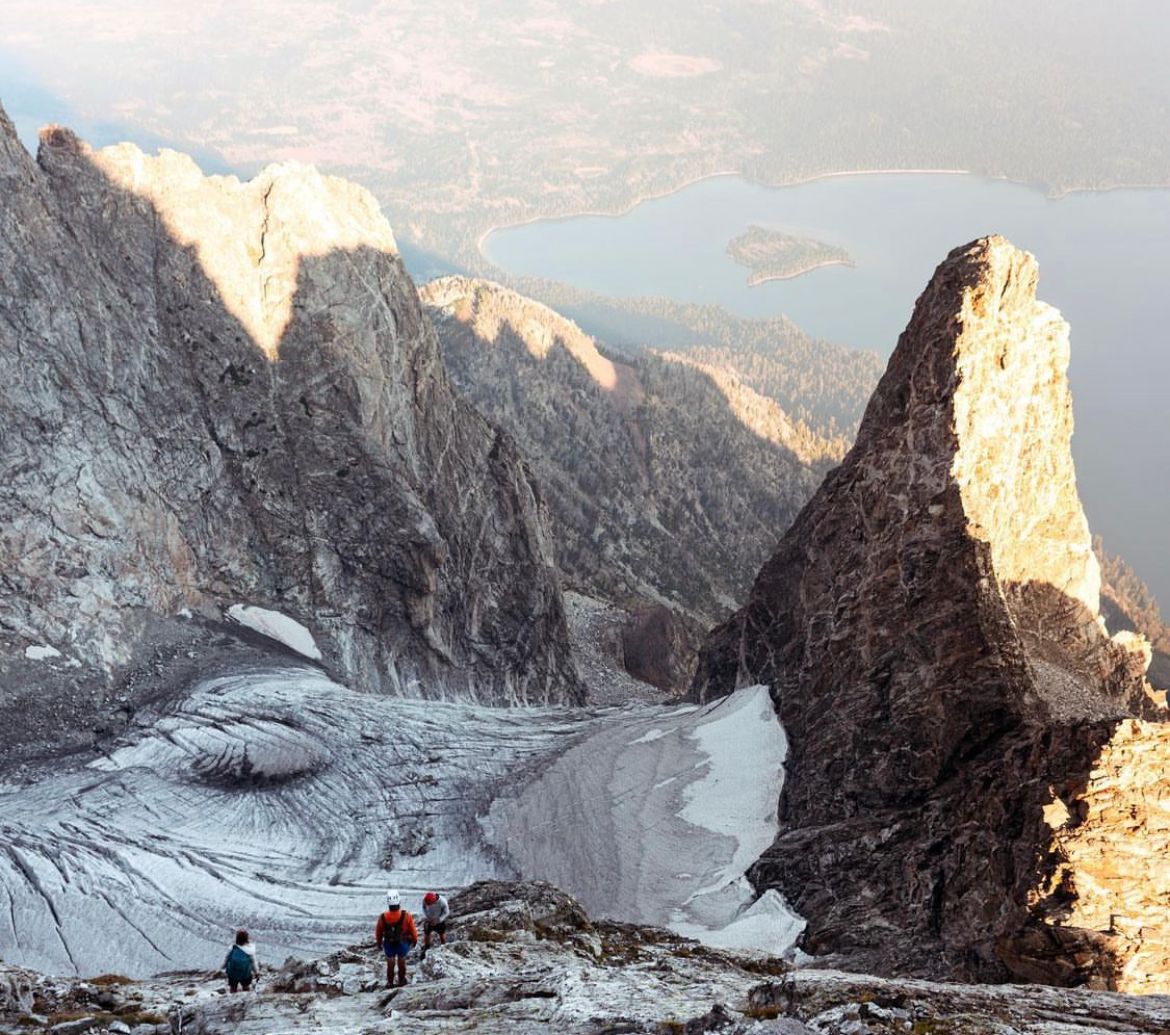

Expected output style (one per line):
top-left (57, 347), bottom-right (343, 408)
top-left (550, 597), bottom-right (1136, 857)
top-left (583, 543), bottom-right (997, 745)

top-left (226, 944), bottom-right (254, 982)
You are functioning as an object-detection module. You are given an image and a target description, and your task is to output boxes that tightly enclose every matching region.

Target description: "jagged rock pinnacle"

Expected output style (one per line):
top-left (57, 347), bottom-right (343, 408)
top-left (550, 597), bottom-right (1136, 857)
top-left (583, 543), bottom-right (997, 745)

top-left (694, 236), bottom-right (1163, 988)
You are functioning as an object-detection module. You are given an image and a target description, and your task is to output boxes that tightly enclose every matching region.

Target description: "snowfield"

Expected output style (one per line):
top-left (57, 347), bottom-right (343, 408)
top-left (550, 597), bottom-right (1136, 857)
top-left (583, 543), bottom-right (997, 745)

top-left (485, 685), bottom-right (805, 956)
top-left (0, 668), bottom-right (585, 975)
top-left (0, 669), bottom-right (801, 977)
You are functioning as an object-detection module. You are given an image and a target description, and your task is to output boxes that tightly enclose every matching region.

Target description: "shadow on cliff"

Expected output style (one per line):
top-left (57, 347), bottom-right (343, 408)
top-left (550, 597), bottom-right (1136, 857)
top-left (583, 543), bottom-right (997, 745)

top-left (727, 562), bottom-right (1162, 988)
top-left (739, 574), bottom-right (1159, 988)
top-left (687, 234), bottom-right (1170, 990)
top-left (4, 120), bottom-right (578, 716)
top-left (428, 289), bottom-right (830, 681)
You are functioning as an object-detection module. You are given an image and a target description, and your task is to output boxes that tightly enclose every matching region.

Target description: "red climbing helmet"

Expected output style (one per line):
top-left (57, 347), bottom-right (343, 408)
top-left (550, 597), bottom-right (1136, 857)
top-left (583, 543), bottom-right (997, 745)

top-left (424, 891), bottom-right (438, 906)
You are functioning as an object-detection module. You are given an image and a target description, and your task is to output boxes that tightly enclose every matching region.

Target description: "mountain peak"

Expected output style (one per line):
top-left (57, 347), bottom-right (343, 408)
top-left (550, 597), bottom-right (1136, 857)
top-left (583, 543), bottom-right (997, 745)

top-left (0, 115), bottom-right (579, 715)
top-left (854, 235), bottom-right (1119, 709)
top-left (0, 101), bottom-right (35, 180)
top-left (694, 236), bottom-right (1162, 988)
top-left (37, 136), bottom-right (399, 359)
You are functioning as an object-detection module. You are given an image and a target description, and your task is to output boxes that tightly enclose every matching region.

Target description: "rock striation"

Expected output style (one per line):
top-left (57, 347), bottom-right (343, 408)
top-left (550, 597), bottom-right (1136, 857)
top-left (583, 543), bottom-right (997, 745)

top-left (0, 103), bottom-right (580, 715)
top-left (422, 276), bottom-right (836, 689)
top-left (694, 237), bottom-right (1167, 989)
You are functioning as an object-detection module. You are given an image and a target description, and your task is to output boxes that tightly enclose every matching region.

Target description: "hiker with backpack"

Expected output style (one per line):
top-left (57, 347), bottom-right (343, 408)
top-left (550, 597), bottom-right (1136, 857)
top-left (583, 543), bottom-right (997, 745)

top-left (224, 929), bottom-right (258, 992)
top-left (375, 889), bottom-right (418, 988)
top-left (421, 891), bottom-right (450, 957)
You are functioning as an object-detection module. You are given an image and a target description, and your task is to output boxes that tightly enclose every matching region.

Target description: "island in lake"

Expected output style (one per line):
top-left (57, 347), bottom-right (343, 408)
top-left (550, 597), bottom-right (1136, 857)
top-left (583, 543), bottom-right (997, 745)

top-left (726, 225), bottom-right (855, 285)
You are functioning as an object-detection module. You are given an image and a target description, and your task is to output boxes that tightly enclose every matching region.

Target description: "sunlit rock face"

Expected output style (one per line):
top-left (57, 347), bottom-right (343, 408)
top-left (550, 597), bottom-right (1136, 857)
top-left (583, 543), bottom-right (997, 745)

top-left (694, 237), bottom-right (1164, 988)
top-left (1017, 718), bottom-right (1170, 994)
top-left (422, 276), bottom-right (836, 690)
top-left (0, 102), bottom-right (579, 710)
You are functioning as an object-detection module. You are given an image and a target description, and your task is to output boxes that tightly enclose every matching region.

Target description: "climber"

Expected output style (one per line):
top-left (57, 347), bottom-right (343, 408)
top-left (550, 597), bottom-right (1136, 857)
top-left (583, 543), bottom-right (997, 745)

top-left (223, 929), bottom-right (258, 993)
top-left (421, 891), bottom-right (451, 956)
top-left (375, 889), bottom-right (418, 988)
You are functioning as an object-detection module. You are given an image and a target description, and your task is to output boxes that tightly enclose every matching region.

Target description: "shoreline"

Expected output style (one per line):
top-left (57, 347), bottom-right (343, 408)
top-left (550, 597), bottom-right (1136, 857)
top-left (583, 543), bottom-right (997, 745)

top-left (474, 165), bottom-right (1170, 261)
top-left (745, 257), bottom-right (856, 286)
top-left (475, 166), bottom-right (975, 256)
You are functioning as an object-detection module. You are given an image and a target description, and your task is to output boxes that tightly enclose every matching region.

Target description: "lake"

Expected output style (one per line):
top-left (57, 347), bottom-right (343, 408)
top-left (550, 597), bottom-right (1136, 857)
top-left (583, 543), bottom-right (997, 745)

top-left (483, 173), bottom-right (1170, 612)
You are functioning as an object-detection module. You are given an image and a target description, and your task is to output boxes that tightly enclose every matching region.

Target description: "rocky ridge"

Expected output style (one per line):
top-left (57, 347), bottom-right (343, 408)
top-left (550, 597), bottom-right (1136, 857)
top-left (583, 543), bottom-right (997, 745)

top-left (1096, 537), bottom-right (1170, 689)
top-left (422, 276), bottom-right (836, 687)
top-left (4, 882), bottom-right (1169, 1035)
top-left (694, 238), bottom-right (1167, 989)
top-left (0, 105), bottom-right (580, 724)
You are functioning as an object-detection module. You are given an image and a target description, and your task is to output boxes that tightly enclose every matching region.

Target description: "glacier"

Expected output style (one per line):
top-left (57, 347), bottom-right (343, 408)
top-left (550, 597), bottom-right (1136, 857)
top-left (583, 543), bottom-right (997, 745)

top-left (484, 685), bottom-right (804, 957)
top-left (0, 669), bottom-right (800, 976)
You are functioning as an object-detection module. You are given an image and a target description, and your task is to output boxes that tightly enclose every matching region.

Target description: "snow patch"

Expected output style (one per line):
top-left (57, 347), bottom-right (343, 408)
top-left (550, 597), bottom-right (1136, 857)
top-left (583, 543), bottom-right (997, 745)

top-left (227, 604), bottom-right (322, 660)
top-left (486, 684), bottom-right (805, 959)
top-left (671, 887), bottom-right (805, 955)
top-left (679, 686), bottom-right (787, 888)
top-left (628, 727), bottom-right (667, 745)
top-left (668, 686), bottom-right (805, 954)
top-left (24, 644), bottom-right (62, 661)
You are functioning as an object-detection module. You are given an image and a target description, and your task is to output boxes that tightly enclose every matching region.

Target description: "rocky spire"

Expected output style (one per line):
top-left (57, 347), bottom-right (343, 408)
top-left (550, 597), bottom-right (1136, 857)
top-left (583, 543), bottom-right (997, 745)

top-left (0, 103), bottom-right (580, 717)
top-left (694, 237), bottom-right (1162, 988)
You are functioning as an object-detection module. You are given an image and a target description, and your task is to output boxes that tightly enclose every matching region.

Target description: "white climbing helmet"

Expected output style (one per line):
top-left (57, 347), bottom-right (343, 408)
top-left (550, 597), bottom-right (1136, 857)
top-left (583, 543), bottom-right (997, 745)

top-left (386, 888), bottom-right (401, 908)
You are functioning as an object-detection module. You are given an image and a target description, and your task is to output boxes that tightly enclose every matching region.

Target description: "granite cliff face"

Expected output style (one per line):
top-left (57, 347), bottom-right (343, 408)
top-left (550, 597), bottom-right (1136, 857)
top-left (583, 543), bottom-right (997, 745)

top-left (422, 276), bottom-right (835, 688)
top-left (694, 238), bottom-right (1166, 989)
top-left (0, 105), bottom-right (579, 721)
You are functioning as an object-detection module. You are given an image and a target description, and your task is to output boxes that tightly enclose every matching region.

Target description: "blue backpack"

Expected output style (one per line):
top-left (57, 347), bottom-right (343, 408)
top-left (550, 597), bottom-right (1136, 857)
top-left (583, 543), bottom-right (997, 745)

top-left (225, 944), bottom-right (254, 982)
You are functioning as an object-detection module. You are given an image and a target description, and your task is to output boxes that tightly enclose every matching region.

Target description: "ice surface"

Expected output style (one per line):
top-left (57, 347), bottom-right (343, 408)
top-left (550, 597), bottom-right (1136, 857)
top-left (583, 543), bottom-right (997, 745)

top-left (628, 727), bottom-right (667, 744)
top-left (0, 671), bottom-right (802, 977)
top-left (670, 887), bottom-right (805, 955)
top-left (485, 685), bottom-right (805, 956)
top-left (670, 688), bottom-right (805, 953)
top-left (227, 604), bottom-right (322, 660)
top-left (0, 668), bottom-right (589, 976)
top-left (679, 686), bottom-right (787, 888)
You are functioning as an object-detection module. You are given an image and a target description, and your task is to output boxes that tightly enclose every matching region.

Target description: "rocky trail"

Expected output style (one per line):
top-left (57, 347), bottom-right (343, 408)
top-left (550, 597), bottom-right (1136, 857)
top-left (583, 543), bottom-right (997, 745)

top-left (4, 881), bottom-right (1170, 1035)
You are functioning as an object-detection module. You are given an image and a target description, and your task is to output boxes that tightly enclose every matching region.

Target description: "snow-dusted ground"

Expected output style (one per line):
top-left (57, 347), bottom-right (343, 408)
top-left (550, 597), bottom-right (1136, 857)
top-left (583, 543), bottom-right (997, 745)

top-left (7, 883), bottom-right (1170, 1035)
top-left (22, 645), bottom-right (62, 661)
top-left (485, 685), bottom-right (804, 955)
top-left (0, 667), bottom-right (798, 977)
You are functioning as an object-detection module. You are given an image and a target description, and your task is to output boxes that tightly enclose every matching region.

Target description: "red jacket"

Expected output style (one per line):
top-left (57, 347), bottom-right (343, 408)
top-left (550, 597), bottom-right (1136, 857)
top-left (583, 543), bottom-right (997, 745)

top-left (376, 908), bottom-right (418, 946)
